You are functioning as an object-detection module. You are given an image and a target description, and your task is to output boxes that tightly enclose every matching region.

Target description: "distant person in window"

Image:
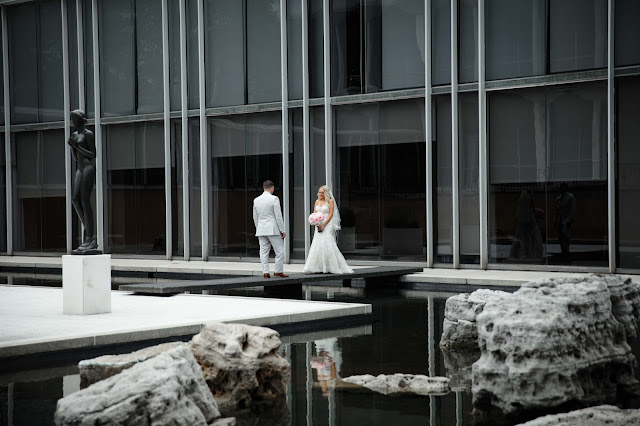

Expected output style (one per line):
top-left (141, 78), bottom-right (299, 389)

top-left (510, 189), bottom-right (544, 261)
top-left (68, 109), bottom-right (98, 253)
top-left (555, 182), bottom-right (576, 260)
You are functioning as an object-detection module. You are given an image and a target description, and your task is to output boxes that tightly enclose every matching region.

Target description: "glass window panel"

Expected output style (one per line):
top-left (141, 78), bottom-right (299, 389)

top-left (100, 0), bottom-right (135, 116)
top-left (309, 0), bottom-right (324, 98)
top-left (0, 134), bottom-right (5, 252)
top-left (432, 0), bottom-right (451, 86)
top-left (169, 0), bottom-right (181, 111)
top-left (38, 0), bottom-right (64, 122)
top-left (485, 0), bottom-right (546, 81)
top-left (189, 118), bottom-right (202, 257)
top-left (336, 103), bottom-right (380, 258)
top-left (67, 0), bottom-right (79, 111)
top-left (8, 4), bottom-right (39, 124)
top-left (488, 88), bottom-right (546, 264)
top-left (459, 0), bottom-right (478, 83)
top-left (331, 0), bottom-right (362, 95)
top-left (550, 0), bottom-right (606, 73)
top-left (187, 0), bottom-right (199, 109)
top-left (434, 95), bottom-right (452, 262)
top-left (245, 112), bottom-right (283, 255)
top-left (287, 0), bottom-right (303, 101)
top-left (106, 122), bottom-right (165, 254)
top-left (209, 115), bottom-right (246, 256)
top-left (246, 0), bottom-right (281, 104)
top-left (13, 130), bottom-right (66, 252)
top-left (546, 83), bottom-right (607, 266)
top-left (171, 120), bottom-right (184, 256)
top-left (459, 92), bottom-right (479, 263)
top-left (83, 0), bottom-right (95, 118)
top-left (617, 77), bottom-right (640, 269)
top-left (381, 0), bottom-right (425, 90)
top-left (0, 29), bottom-right (3, 126)
top-left (615, 0), bottom-right (640, 67)
top-left (488, 83), bottom-right (608, 267)
top-left (379, 99), bottom-right (425, 260)
top-left (205, 0), bottom-right (245, 107)
top-left (363, 0), bottom-right (381, 93)
top-left (290, 109), bottom-right (304, 259)
top-left (310, 107), bottom-right (326, 192)
top-left (136, 0), bottom-right (163, 114)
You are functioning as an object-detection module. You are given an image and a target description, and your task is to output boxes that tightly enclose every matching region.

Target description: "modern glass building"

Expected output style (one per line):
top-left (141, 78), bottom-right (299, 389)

top-left (0, 0), bottom-right (638, 274)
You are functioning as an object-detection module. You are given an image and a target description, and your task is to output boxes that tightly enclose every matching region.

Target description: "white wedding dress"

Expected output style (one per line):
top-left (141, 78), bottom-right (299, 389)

top-left (303, 204), bottom-right (353, 274)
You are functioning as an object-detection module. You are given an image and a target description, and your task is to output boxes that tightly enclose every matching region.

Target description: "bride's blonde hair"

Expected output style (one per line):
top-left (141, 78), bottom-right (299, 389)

top-left (318, 185), bottom-right (333, 204)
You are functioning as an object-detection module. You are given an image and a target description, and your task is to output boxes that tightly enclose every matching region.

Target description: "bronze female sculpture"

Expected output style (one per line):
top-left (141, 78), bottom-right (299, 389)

top-left (68, 109), bottom-right (99, 253)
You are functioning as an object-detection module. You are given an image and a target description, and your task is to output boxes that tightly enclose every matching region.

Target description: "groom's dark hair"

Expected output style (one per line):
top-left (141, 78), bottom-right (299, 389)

top-left (263, 180), bottom-right (274, 190)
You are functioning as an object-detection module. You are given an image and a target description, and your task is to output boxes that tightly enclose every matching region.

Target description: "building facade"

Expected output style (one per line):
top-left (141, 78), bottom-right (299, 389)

top-left (0, 0), bottom-right (638, 273)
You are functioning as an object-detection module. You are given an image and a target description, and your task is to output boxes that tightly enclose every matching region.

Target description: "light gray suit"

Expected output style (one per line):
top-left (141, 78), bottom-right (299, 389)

top-left (253, 191), bottom-right (285, 274)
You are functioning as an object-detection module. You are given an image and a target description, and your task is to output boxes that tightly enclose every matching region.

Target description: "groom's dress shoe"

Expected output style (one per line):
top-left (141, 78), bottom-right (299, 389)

top-left (263, 273), bottom-right (271, 278)
top-left (273, 272), bottom-right (289, 278)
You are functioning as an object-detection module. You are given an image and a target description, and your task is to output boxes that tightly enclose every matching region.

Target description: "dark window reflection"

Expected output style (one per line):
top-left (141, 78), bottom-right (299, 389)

top-left (8, 1), bottom-right (64, 124)
top-left (459, 93), bottom-right (480, 264)
top-left (459, 0), bottom-right (478, 83)
top-left (168, 0), bottom-right (181, 111)
top-left (190, 119), bottom-right (202, 258)
top-left (209, 112), bottom-right (282, 257)
top-left (171, 120), bottom-right (184, 257)
top-left (332, 0), bottom-right (424, 95)
top-left (485, 0), bottom-right (546, 81)
top-left (0, 134), bottom-right (5, 253)
top-left (616, 77), bottom-right (640, 269)
top-left (434, 95), bottom-right (452, 263)
top-left (290, 107), bottom-right (325, 260)
top-left (488, 83), bottom-right (608, 267)
top-left (550, 0), bottom-right (606, 73)
top-left (105, 122), bottom-right (166, 255)
top-left (13, 130), bottom-right (66, 252)
top-left (247, 0), bottom-right (282, 104)
top-left (336, 99), bottom-right (425, 260)
top-left (615, 0), bottom-right (640, 67)
top-left (432, 0), bottom-right (451, 86)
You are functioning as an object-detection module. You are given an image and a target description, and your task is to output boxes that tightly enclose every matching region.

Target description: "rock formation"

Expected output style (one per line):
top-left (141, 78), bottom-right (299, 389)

top-left (79, 342), bottom-right (184, 388)
top-left (472, 277), bottom-right (640, 417)
top-left (55, 345), bottom-right (221, 426)
top-left (440, 289), bottom-right (511, 350)
top-left (515, 405), bottom-right (640, 426)
top-left (189, 322), bottom-right (290, 416)
top-left (340, 374), bottom-right (450, 396)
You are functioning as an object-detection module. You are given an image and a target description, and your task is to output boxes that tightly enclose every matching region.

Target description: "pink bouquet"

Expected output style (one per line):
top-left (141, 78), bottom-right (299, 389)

top-left (308, 212), bottom-right (326, 226)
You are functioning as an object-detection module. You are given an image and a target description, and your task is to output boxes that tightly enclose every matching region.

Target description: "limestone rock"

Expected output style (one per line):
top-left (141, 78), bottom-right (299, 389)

top-left (341, 374), bottom-right (450, 396)
top-left (190, 322), bottom-right (290, 415)
top-left (210, 418), bottom-right (236, 426)
top-left (440, 289), bottom-right (510, 350)
top-left (516, 405), bottom-right (640, 426)
top-left (472, 277), bottom-right (640, 416)
top-left (55, 345), bottom-right (221, 426)
top-left (79, 342), bottom-right (184, 388)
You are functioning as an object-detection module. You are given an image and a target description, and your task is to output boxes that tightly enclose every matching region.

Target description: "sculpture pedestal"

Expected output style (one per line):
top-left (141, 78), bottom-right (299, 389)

top-left (63, 254), bottom-right (111, 315)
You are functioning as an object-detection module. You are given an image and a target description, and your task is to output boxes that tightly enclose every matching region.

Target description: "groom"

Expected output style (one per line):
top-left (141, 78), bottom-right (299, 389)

top-left (253, 180), bottom-right (288, 278)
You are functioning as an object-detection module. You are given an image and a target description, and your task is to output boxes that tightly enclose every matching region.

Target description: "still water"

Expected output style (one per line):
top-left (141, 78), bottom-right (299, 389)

top-left (0, 275), bottom-right (638, 425)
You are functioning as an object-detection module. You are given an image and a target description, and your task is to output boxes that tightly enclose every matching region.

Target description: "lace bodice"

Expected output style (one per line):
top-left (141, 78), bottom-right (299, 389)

top-left (316, 204), bottom-right (330, 214)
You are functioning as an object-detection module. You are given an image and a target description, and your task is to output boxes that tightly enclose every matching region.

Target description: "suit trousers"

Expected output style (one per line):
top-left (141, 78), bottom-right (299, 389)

top-left (258, 235), bottom-right (284, 274)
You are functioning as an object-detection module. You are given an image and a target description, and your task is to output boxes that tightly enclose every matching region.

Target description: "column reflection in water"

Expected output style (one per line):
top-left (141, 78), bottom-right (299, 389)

top-left (105, 122), bottom-right (166, 255)
top-left (434, 95), bottom-right (453, 263)
top-left (488, 83), bottom-right (608, 266)
top-left (617, 77), bottom-right (640, 270)
top-left (13, 130), bottom-right (66, 252)
top-left (209, 112), bottom-right (282, 257)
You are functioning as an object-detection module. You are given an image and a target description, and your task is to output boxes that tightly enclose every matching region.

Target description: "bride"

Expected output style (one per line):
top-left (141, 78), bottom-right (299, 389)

top-left (303, 186), bottom-right (353, 274)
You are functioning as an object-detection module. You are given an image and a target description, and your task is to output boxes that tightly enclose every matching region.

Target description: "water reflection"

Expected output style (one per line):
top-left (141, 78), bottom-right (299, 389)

top-left (2, 279), bottom-right (639, 425)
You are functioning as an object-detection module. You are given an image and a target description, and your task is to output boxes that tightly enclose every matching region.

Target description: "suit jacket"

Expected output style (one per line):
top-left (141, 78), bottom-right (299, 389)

top-left (253, 191), bottom-right (285, 236)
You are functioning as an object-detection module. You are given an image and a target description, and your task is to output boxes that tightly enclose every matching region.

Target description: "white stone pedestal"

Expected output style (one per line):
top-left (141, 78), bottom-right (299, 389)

top-left (63, 254), bottom-right (111, 315)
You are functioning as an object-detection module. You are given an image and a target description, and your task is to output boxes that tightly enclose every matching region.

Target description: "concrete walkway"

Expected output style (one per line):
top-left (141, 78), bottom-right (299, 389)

top-left (0, 255), bottom-right (638, 286)
top-left (0, 285), bottom-right (370, 358)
